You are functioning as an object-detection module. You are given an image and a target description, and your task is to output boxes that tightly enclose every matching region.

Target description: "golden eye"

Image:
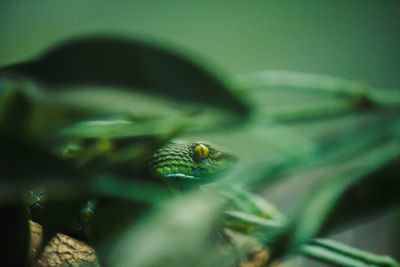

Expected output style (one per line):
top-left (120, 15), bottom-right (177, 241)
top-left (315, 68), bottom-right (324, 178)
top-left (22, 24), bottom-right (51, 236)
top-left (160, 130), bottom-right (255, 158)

top-left (194, 144), bottom-right (209, 160)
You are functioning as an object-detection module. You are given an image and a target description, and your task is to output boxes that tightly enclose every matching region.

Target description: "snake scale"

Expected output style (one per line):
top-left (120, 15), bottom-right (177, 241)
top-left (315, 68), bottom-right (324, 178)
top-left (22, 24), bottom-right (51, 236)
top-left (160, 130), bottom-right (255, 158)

top-left (149, 141), bottom-right (238, 180)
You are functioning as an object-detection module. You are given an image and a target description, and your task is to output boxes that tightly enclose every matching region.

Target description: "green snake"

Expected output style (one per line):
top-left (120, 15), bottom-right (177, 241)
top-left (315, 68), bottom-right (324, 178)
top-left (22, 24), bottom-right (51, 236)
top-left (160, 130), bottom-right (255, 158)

top-left (28, 141), bottom-right (239, 236)
top-left (149, 141), bottom-right (238, 181)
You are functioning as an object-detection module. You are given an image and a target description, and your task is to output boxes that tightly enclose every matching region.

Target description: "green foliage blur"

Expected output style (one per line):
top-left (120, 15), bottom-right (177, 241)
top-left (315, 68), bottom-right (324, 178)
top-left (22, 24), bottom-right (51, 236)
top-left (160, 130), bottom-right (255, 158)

top-left (1, 2), bottom-right (399, 267)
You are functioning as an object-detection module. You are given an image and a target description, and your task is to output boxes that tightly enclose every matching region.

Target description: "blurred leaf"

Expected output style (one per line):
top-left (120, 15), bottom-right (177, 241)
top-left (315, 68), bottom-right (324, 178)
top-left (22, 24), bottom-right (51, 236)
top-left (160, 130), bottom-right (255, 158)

top-left (219, 186), bottom-right (399, 266)
top-left (0, 87), bottom-right (32, 135)
top-left (106, 190), bottom-right (225, 267)
top-left (87, 175), bottom-right (172, 259)
top-left (259, 99), bottom-right (356, 123)
top-left (319, 157), bottom-right (400, 235)
top-left (0, 36), bottom-right (250, 116)
top-left (237, 109), bottom-right (400, 191)
top-left (268, 139), bottom-right (400, 261)
top-left (301, 238), bottom-right (399, 267)
top-left (220, 187), bottom-right (285, 236)
top-left (222, 210), bottom-right (282, 237)
top-left (235, 70), bottom-right (400, 106)
top-left (0, 133), bottom-right (82, 186)
top-left (234, 71), bottom-right (400, 125)
top-left (1, 202), bottom-right (29, 266)
top-left (46, 86), bottom-right (244, 137)
top-left (91, 175), bottom-right (171, 204)
top-left (234, 70), bottom-right (366, 97)
top-left (0, 78), bottom-right (95, 138)
top-left (90, 197), bottom-right (152, 256)
top-left (61, 119), bottom-right (176, 138)
top-left (221, 186), bottom-right (285, 222)
top-left (0, 77), bottom-right (246, 143)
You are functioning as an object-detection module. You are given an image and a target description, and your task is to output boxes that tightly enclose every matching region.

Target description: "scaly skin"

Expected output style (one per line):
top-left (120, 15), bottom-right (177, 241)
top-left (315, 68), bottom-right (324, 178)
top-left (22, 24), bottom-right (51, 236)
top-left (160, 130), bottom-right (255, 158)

top-left (149, 141), bottom-right (238, 181)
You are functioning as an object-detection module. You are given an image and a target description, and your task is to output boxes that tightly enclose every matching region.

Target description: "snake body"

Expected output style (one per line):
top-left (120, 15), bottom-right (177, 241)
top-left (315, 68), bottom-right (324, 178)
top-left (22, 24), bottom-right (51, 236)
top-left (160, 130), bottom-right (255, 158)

top-left (28, 141), bottom-right (238, 234)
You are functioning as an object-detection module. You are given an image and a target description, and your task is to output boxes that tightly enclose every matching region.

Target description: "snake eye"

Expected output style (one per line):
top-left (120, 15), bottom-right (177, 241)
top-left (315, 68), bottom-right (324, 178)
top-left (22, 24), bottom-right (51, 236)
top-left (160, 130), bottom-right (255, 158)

top-left (194, 144), bottom-right (209, 160)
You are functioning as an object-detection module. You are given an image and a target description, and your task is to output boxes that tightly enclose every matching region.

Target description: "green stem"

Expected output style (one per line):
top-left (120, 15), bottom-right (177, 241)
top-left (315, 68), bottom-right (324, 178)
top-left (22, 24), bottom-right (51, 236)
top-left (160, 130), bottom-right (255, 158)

top-left (234, 70), bottom-right (400, 107)
top-left (301, 238), bottom-right (399, 267)
top-left (223, 189), bottom-right (400, 267)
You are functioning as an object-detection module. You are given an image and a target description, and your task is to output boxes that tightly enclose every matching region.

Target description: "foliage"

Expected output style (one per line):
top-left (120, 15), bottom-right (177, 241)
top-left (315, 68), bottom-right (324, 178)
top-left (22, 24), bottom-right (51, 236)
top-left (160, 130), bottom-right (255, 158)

top-left (0, 35), bottom-right (399, 266)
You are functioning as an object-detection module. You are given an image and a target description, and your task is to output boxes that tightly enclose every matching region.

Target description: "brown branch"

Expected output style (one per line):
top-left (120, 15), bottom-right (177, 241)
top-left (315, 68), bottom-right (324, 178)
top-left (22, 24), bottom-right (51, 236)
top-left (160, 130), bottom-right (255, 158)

top-left (29, 220), bottom-right (99, 267)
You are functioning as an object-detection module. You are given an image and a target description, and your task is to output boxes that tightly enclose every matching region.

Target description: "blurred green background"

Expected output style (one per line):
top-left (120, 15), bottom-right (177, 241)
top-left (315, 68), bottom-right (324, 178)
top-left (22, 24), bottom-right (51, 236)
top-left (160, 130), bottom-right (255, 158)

top-left (1, 0), bottom-right (399, 89)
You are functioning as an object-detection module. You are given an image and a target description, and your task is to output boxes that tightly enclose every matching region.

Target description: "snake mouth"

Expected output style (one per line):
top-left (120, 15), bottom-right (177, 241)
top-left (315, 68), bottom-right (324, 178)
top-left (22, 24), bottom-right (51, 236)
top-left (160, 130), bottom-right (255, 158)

top-left (163, 173), bottom-right (199, 180)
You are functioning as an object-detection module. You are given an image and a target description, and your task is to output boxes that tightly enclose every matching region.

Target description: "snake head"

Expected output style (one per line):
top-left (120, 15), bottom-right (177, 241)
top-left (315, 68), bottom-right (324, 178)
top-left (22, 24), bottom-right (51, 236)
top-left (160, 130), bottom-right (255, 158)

top-left (149, 141), bottom-right (238, 182)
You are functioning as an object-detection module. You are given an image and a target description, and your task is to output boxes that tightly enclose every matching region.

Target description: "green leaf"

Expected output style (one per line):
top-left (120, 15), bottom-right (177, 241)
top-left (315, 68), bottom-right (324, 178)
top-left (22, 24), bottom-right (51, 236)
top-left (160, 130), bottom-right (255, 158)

top-left (233, 71), bottom-right (400, 124)
top-left (268, 139), bottom-right (400, 261)
top-left (239, 109), bottom-right (400, 190)
top-left (1, 36), bottom-right (250, 116)
top-left (302, 238), bottom-right (400, 267)
top-left (0, 134), bottom-right (82, 185)
top-left (234, 70), bottom-right (366, 97)
top-left (106, 190), bottom-right (225, 267)
top-left (319, 157), bottom-right (400, 235)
